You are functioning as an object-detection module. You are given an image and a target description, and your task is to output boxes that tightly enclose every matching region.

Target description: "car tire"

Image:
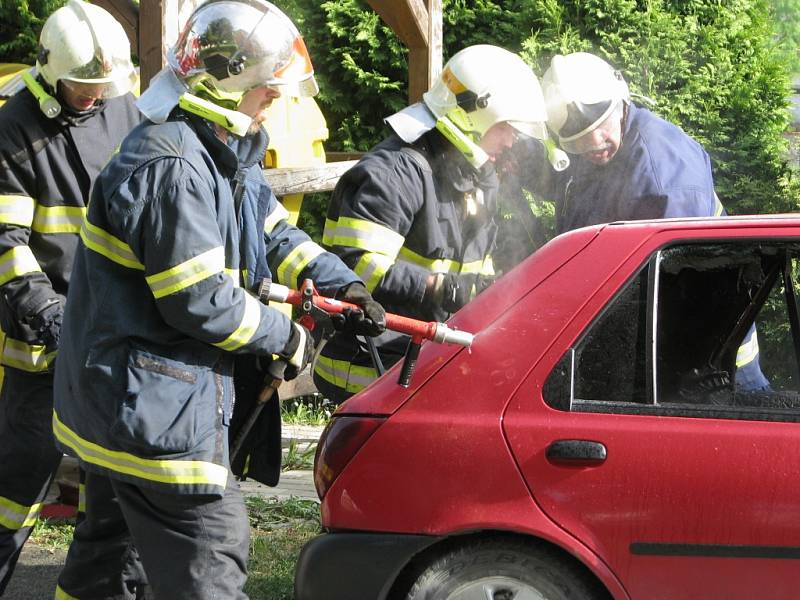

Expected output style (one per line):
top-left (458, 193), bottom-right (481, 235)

top-left (404, 539), bottom-right (606, 600)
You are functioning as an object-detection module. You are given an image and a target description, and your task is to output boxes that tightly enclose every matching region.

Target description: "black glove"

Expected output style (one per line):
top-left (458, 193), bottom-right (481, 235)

top-left (425, 273), bottom-right (475, 314)
top-left (27, 300), bottom-right (63, 348)
top-left (278, 322), bottom-right (314, 381)
top-left (335, 282), bottom-right (386, 337)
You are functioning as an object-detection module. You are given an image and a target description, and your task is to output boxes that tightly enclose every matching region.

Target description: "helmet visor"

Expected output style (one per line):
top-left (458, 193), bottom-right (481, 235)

top-left (559, 103), bottom-right (623, 155)
top-left (266, 35), bottom-right (318, 97)
top-left (507, 120), bottom-right (548, 141)
top-left (60, 70), bottom-right (137, 100)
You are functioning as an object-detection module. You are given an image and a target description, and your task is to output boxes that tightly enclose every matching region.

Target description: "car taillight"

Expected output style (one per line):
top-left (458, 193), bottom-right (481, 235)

top-left (314, 415), bottom-right (385, 499)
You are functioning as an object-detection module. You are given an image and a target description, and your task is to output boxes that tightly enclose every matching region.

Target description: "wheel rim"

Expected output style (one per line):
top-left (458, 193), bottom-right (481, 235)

top-left (446, 576), bottom-right (547, 600)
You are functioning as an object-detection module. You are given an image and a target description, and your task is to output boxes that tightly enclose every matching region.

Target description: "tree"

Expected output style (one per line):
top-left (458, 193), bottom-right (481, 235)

top-left (0, 0), bottom-right (66, 65)
top-left (290, 0), bottom-right (797, 218)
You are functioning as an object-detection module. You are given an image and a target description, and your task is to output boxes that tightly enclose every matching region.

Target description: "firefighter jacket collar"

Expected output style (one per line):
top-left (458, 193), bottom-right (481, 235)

top-left (385, 102), bottom-right (437, 144)
top-left (183, 110), bottom-right (269, 179)
top-left (137, 66), bottom-right (188, 124)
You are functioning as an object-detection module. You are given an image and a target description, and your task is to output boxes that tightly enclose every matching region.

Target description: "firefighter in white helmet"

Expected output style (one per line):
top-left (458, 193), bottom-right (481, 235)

top-left (519, 51), bottom-right (769, 391)
top-left (314, 44), bottom-right (549, 404)
top-left (0, 1), bottom-right (142, 593)
top-left (52, 1), bottom-right (383, 598)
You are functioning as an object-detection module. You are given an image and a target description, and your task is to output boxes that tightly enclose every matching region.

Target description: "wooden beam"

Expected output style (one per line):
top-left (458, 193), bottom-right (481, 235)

top-left (262, 161), bottom-right (358, 196)
top-left (367, 0), bottom-right (443, 103)
top-left (137, 0), bottom-right (167, 92)
top-left (365, 0), bottom-right (428, 49)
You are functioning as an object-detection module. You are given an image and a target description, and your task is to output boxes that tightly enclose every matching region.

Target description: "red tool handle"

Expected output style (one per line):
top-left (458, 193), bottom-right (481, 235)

top-left (266, 280), bottom-right (473, 347)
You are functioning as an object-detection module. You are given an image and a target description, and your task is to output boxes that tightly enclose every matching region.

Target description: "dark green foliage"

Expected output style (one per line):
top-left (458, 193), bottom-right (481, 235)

top-left (770, 0), bottom-right (800, 75)
top-left (286, 0), bottom-right (797, 218)
top-left (0, 0), bottom-right (66, 64)
top-left (4, 0), bottom-right (796, 222)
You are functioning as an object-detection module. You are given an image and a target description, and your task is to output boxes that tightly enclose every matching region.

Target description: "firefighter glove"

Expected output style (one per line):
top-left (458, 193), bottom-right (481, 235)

top-left (426, 273), bottom-right (474, 314)
top-left (335, 282), bottom-right (386, 337)
top-left (278, 322), bottom-right (313, 381)
top-left (27, 300), bottom-right (63, 349)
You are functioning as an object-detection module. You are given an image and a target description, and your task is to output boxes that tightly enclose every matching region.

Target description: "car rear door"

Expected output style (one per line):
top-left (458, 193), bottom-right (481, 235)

top-left (504, 235), bottom-right (800, 600)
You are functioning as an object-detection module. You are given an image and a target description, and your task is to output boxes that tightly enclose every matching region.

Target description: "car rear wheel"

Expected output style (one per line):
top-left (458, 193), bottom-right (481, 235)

top-left (404, 539), bottom-right (606, 600)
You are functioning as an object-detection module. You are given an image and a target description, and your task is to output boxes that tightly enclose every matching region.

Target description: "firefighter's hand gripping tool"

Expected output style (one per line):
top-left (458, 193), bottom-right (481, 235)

top-left (263, 278), bottom-right (474, 387)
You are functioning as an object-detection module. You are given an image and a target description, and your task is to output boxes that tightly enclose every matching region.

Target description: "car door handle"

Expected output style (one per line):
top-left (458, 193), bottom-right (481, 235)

top-left (546, 440), bottom-right (607, 466)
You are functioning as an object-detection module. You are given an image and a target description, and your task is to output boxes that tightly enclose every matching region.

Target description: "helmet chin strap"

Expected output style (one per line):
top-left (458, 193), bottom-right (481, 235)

top-left (178, 92), bottom-right (252, 136)
top-left (434, 115), bottom-right (489, 169)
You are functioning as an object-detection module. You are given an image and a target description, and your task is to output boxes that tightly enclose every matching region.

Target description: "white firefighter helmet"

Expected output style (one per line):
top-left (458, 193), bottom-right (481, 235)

top-left (422, 45), bottom-right (548, 141)
top-left (543, 52), bottom-right (630, 152)
top-left (36, 0), bottom-right (136, 99)
top-left (169, 0), bottom-right (318, 107)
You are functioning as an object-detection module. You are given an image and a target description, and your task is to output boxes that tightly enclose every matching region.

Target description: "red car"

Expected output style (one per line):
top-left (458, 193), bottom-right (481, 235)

top-left (295, 216), bottom-right (800, 600)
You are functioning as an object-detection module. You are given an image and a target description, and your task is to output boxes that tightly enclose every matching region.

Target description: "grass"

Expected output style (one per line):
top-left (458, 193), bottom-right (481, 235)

top-left (29, 496), bottom-right (322, 600)
top-left (282, 438), bottom-right (317, 471)
top-left (280, 393), bottom-right (334, 426)
top-left (30, 517), bottom-right (73, 550)
top-left (244, 496), bottom-right (321, 600)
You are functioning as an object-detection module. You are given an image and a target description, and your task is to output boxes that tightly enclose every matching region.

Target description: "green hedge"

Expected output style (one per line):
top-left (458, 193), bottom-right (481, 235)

top-left (5, 0), bottom-right (797, 219)
top-left (0, 0), bottom-right (66, 65)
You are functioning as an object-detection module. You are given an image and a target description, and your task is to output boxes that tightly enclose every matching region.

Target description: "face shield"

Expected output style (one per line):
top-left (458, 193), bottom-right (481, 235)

top-left (558, 101), bottom-right (624, 155)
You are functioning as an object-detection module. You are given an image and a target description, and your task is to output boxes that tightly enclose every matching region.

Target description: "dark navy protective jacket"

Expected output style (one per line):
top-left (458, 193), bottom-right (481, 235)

top-left (546, 103), bottom-right (724, 232)
top-left (523, 102), bottom-right (767, 390)
top-left (0, 86), bottom-right (141, 372)
top-left (53, 110), bottom-right (357, 496)
top-left (316, 129), bottom-right (498, 396)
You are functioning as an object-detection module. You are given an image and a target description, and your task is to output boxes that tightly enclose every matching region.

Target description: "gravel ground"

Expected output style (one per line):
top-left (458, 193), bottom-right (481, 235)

top-left (3, 544), bottom-right (66, 600)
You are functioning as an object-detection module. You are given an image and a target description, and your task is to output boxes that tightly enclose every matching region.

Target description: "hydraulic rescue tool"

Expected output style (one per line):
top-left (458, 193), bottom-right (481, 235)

top-left (262, 278), bottom-right (474, 387)
top-left (230, 278), bottom-right (474, 465)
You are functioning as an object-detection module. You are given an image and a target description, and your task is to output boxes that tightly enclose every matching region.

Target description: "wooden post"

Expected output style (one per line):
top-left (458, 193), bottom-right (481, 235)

top-left (139, 0), bottom-right (200, 92)
top-left (367, 0), bottom-right (443, 103)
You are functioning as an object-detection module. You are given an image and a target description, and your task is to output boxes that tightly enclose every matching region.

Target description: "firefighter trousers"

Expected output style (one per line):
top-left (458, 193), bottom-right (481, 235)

top-left (0, 369), bottom-right (62, 594)
top-left (56, 469), bottom-right (250, 600)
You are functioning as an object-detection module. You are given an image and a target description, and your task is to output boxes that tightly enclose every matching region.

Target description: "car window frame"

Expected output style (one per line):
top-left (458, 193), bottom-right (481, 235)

top-left (545, 238), bottom-right (800, 424)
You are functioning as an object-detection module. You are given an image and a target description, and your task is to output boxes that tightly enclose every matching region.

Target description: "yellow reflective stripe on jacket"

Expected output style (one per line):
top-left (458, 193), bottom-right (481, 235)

top-left (328, 217), bottom-right (405, 256)
top-left (32, 205), bottom-right (86, 234)
top-left (55, 585), bottom-right (79, 600)
top-left (461, 256), bottom-right (495, 276)
top-left (398, 246), bottom-right (459, 274)
top-left (146, 247), bottom-right (225, 299)
top-left (225, 268), bottom-right (241, 287)
top-left (736, 330), bottom-right (759, 368)
top-left (0, 245), bottom-right (41, 285)
top-left (354, 252), bottom-right (393, 292)
top-left (277, 240), bottom-right (325, 288)
top-left (264, 202), bottom-right (289, 234)
top-left (314, 355), bottom-right (377, 393)
top-left (322, 217), bottom-right (337, 246)
top-left (0, 195), bottom-right (35, 227)
top-left (78, 482), bottom-right (86, 514)
top-left (213, 292), bottom-right (261, 352)
top-left (1, 337), bottom-right (54, 372)
top-left (714, 192), bottom-right (724, 217)
top-left (80, 219), bottom-right (144, 270)
top-left (52, 412), bottom-right (229, 487)
top-left (397, 246), bottom-right (495, 277)
top-left (0, 495), bottom-right (42, 530)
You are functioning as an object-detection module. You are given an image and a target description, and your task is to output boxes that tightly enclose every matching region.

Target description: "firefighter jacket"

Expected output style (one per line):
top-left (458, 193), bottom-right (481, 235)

top-left (528, 103), bottom-right (724, 233)
top-left (52, 110), bottom-right (358, 496)
top-left (0, 86), bottom-right (141, 373)
top-left (520, 102), bottom-right (768, 390)
top-left (317, 129), bottom-right (498, 396)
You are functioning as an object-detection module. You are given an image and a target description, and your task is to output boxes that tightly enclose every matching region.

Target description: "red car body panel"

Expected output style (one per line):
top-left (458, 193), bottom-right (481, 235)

top-left (317, 216), bottom-right (800, 600)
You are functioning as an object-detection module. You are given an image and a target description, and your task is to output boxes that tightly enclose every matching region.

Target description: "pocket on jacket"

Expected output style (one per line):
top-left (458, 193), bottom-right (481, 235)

top-left (112, 346), bottom-right (218, 455)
